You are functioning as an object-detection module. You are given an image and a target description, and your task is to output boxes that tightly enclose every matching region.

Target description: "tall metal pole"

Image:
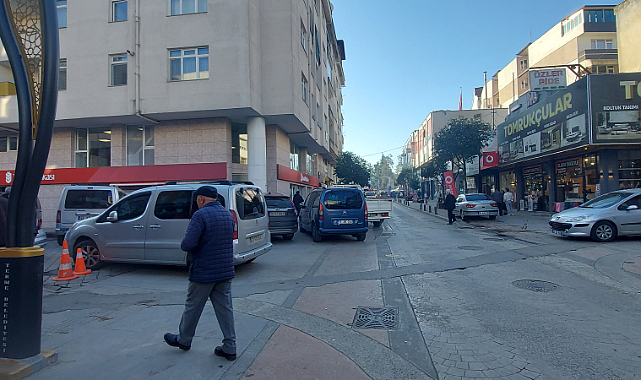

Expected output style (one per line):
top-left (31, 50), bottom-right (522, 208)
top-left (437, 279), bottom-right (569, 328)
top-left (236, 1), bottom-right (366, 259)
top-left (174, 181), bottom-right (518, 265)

top-left (0, 0), bottom-right (59, 359)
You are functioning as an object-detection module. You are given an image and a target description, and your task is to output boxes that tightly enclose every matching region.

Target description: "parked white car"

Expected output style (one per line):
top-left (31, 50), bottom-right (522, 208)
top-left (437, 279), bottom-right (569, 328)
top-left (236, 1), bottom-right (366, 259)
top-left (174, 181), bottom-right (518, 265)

top-left (454, 193), bottom-right (499, 221)
top-left (549, 189), bottom-right (641, 242)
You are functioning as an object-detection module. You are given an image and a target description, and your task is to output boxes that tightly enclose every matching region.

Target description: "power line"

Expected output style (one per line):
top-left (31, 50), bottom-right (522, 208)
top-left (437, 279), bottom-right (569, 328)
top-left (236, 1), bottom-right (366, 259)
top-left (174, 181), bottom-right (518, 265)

top-left (361, 146), bottom-right (404, 157)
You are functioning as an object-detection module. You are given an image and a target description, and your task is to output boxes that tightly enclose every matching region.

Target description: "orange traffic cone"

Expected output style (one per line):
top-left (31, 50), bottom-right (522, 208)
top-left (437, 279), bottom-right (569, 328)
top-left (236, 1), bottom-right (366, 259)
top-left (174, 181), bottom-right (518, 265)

top-left (73, 247), bottom-right (91, 276)
top-left (53, 240), bottom-right (79, 281)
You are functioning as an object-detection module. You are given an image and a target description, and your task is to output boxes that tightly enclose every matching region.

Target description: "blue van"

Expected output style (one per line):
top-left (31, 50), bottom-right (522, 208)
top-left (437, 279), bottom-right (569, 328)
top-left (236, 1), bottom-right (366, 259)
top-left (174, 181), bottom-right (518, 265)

top-left (299, 186), bottom-right (368, 242)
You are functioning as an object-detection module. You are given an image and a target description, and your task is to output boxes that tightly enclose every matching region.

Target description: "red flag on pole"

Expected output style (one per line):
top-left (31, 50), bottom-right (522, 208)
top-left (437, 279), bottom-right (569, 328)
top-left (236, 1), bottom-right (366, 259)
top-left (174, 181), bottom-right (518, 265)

top-left (458, 88), bottom-right (462, 110)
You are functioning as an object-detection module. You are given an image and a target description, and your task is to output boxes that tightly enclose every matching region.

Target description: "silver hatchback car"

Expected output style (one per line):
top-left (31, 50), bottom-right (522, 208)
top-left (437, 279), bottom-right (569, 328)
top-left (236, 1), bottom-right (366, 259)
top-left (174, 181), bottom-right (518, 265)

top-left (65, 182), bottom-right (272, 269)
top-left (549, 189), bottom-right (641, 242)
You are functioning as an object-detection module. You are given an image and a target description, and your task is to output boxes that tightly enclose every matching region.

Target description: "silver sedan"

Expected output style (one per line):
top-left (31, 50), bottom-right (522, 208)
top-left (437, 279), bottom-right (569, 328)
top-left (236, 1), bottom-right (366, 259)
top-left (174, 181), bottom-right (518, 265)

top-left (549, 189), bottom-right (641, 242)
top-left (454, 193), bottom-right (499, 221)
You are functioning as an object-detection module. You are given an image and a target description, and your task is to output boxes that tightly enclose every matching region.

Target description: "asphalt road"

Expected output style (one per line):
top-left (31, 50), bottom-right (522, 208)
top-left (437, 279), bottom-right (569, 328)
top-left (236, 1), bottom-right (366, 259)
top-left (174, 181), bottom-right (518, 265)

top-left (33, 204), bottom-right (641, 380)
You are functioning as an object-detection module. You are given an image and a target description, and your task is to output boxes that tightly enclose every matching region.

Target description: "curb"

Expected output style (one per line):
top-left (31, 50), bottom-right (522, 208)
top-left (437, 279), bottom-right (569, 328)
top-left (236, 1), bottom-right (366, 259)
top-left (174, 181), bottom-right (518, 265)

top-left (0, 351), bottom-right (57, 380)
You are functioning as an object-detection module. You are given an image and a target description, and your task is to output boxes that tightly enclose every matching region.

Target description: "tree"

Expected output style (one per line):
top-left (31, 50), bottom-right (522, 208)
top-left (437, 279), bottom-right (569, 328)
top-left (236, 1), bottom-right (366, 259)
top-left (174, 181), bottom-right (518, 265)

top-left (396, 167), bottom-right (420, 191)
top-left (433, 116), bottom-right (493, 191)
top-left (371, 154), bottom-right (395, 190)
top-left (335, 151), bottom-right (371, 187)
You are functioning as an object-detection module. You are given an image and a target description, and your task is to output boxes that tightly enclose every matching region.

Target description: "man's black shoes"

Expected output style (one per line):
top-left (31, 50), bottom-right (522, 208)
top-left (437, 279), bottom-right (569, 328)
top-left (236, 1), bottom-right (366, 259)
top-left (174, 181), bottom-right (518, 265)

top-left (214, 346), bottom-right (236, 361)
top-left (164, 333), bottom-right (191, 351)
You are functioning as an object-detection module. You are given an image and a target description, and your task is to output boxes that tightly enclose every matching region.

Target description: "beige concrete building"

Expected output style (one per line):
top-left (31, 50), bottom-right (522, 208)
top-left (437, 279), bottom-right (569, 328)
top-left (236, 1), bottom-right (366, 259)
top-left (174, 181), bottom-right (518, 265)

top-left (615, 0), bottom-right (641, 72)
top-left (474, 6), bottom-right (619, 110)
top-left (0, 0), bottom-right (345, 231)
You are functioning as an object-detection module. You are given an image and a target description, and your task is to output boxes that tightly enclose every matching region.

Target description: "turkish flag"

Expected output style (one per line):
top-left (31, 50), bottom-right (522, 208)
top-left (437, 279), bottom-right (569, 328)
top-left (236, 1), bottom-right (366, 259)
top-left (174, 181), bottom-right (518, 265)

top-left (481, 152), bottom-right (499, 170)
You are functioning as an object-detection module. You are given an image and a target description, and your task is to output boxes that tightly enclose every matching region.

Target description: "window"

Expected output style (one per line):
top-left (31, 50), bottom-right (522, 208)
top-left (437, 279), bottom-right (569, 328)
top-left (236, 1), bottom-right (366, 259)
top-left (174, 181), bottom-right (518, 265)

top-left (519, 59), bottom-right (527, 69)
top-left (65, 190), bottom-right (114, 209)
top-left (58, 59), bottom-right (67, 91)
top-left (170, 0), bottom-right (207, 16)
top-left (301, 21), bottom-right (308, 52)
top-left (235, 187), bottom-right (265, 220)
top-left (592, 65), bottom-right (616, 74)
top-left (169, 47), bottom-right (209, 81)
top-left (154, 191), bottom-right (192, 219)
top-left (591, 39), bottom-right (613, 49)
top-left (76, 129), bottom-right (111, 168)
top-left (127, 125), bottom-right (154, 165)
top-left (110, 55), bottom-right (127, 86)
top-left (0, 137), bottom-right (6, 152)
top-left (585, 9), bottom-right (615, 23)
top-left (323, 190), bottom-right (363, 210)
top-left (301, 73), bottom-right (308, 104)
top-left (57, 0), bottom-right (67, 28)
top-left (107, 192), bottom-right (150, 221)
top-left (232, 123), bottom-right (247, 164)
top-left (0, 136), bottom-right (17, 152)
top-left (8, 136), bottom-right (17, 151)
top-left (112, 0), bottom-right (127, 22)
top-left (290, 141), bottom-right (299, 171)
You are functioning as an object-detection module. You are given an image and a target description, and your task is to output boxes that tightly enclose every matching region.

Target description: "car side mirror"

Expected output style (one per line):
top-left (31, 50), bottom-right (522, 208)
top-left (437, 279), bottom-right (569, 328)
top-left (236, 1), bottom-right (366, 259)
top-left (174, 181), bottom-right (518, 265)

top-left (106, 211), bottom-right (118, 222)
top-left (628, 205), bottom-right (639, 211)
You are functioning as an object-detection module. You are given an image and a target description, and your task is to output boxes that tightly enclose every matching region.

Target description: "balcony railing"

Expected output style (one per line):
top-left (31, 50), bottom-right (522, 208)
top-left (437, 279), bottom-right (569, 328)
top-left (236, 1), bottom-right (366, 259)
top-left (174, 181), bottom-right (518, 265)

top-left (578, 49), bottom-right (618, 62)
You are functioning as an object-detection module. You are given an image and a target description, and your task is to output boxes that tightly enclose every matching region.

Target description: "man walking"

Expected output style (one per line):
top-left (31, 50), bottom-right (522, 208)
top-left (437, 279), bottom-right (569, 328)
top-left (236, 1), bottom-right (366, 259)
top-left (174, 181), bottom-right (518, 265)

top-left (491, 188), bottom-right (505, 216)
top-left (443, 189), bottom-right (457, 225)
top-left (293, 190), bottom-right (304, 216)
top-left (504, 188), bottom-right (515, 215)
top-left (164, 186), bottom-right (237, 361)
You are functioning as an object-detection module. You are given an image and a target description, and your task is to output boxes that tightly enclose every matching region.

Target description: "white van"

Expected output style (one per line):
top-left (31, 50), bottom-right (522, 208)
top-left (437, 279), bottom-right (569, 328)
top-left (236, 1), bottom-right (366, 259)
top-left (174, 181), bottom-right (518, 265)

top-left (55, 185), bottom-right (125, 245)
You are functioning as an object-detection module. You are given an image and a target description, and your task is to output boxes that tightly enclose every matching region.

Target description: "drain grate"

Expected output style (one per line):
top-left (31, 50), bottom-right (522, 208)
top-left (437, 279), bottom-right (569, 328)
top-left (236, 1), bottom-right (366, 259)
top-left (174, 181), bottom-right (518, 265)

top-left (351, 307), bottom-right (398, 330)
top-left (512, 279), bottom-right (561, 292)
top-left (457, 246), bottom-right (483, 251)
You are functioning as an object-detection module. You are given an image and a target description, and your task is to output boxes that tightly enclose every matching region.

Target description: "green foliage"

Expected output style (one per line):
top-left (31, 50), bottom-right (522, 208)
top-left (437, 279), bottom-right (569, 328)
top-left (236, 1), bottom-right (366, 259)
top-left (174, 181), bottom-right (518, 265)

top-left (396, 167), bottom-right (420, 190)
top-left (371, 154), bottom-right (395, 190)
top-left (335, 151), bottom-right (371, 187)
top-left (433, 116), bottom-right (493, 175)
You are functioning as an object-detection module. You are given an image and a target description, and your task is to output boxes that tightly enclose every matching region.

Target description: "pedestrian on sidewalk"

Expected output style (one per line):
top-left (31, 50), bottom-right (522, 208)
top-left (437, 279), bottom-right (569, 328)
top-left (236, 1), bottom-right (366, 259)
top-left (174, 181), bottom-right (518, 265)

top-left (164, 186), bottom-right (237, 361)
top-left (444, 189), bottom-right (456, 225)
top-left (491, 188), bottom-right (505, 216)
top-left (293, 190), bottom-right (304, 216)
top-left (504, 188), bottom-right (515, 215)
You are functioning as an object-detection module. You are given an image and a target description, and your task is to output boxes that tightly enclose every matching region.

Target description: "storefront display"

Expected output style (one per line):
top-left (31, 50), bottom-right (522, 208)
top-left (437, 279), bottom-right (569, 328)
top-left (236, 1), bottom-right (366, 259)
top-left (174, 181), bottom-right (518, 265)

top-left (499, 170), bottom-right (517, 195)
top-left (556, 157), bottom-right (583, 205)
top-left (523, 165), bottom-right (549, 211)
top-left (618, 150), bottom-right (641, 189)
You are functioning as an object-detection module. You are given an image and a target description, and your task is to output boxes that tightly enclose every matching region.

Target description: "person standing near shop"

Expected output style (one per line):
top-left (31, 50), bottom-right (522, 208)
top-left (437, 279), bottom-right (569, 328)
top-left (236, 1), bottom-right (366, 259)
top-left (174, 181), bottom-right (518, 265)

top-left (443, 189), bottom-right (457, 225)
top-left (491, 188), bottom-right (505, 216)
top-left (293, 190), bottom-right (304, 216)
top-left (164, 186), bottom-right (237, 361)
top-left (504, 188), bottom-right (515, 215)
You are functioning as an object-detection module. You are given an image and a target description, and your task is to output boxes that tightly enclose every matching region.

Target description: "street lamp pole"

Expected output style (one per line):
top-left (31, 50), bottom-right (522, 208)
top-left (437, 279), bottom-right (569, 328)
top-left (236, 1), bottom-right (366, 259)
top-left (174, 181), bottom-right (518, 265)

top-left (0, 0), bottom-right (59, 359)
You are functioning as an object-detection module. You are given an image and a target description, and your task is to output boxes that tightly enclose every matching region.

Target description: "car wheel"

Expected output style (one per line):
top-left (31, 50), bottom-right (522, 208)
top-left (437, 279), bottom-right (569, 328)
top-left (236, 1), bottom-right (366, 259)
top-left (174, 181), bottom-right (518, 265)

top-left (299, 223), bottom-right (306, 233)
top-left (57, 235), bottom-right (65, 246)
top-left (590, 221), bottom-right (617, 242)
top-left (489, 215), bottom-right (497, 220)
top-left (312, 223), bottom-right (322, 242)
top-left (373, 221), bottom-right (382, 228)
top-left (74, 239), bottom-right (104, 270)
top-left (356, 233), bottom-right (366, 241)
top-left (283, 234), bottom-right (294, 241)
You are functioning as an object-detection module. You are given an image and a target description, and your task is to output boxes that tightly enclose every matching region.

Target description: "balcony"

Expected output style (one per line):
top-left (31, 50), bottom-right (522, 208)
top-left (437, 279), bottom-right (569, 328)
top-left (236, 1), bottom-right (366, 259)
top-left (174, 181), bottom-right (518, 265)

top-left (578, 49), bottom-right (618, 63)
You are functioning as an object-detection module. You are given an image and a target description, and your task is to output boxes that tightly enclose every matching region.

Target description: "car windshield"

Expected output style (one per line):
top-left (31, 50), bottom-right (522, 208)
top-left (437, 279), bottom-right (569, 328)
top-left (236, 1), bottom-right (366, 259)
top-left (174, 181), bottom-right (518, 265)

top-left (465, 194), bottom-right (491, 201)
top-left (65, 189), bottom-right (113, 209)
top-left (580, 192), bottom-right (633, 208)
top-left (323, 190), bottom-right (363, 209)
top-left (266, 197), bottom-right (293, 209)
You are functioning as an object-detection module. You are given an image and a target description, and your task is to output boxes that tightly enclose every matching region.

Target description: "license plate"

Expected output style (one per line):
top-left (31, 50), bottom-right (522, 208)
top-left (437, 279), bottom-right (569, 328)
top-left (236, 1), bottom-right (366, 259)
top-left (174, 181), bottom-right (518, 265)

top-left (77, 215), bottom-right (90, 221)
top-left (270, 211), bottom-right (286, 217)
top-left (479, 211), bottom-right (489, 216)
top-left (551, 229), bottom-right (565, 236)
top-left (248, 234), bottom-right (263, 244)
top-left (338, 219), bottom-right (354, 225)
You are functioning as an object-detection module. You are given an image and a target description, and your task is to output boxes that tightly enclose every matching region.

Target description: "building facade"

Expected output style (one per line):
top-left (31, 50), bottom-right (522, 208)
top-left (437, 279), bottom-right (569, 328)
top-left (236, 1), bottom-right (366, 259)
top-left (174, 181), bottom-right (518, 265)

top-left (0, 0), bottom-right (345, 231)
top-left (615, 0), bottom-right (641, 73)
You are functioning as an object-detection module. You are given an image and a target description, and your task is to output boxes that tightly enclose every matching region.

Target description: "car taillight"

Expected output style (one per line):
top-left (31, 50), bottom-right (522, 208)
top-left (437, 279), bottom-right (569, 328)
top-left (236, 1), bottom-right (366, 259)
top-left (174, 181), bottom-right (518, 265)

top-left (56, 210), bottom-right (61, 224)
top-left (364, 203), bottom-right (368, 220)
top-left (37, 219), bottom-right (42, 230)
top-left (230, 210), bottom-right (239, 240)
top-left (319, 203), bottom-right (324, 220)
top-left (466, 204), bottom-right (476, 208)
top-left (490, 202), bottom-right (497, 207)
top-left (382, 212), bottom-right (389, 217)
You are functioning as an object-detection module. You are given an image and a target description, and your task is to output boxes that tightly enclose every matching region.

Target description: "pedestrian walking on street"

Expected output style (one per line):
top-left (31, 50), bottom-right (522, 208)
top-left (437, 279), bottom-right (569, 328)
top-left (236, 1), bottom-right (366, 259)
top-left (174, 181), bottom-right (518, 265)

top-left (293, 190), bottom-right (304, 216)
top-left (164, 186), bottom-right (237, 361)
top-left (504, 188), bottom-right (515, 215)
top-left (443, 189), bottom-right (457, 225)
top-left (491, 188), bottom-right (505, 216)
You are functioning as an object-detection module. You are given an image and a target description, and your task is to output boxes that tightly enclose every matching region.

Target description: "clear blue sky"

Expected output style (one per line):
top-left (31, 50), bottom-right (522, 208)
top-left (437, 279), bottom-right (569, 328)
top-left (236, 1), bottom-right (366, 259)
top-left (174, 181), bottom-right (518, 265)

top-left (331, 0), bottom-right (604, 165)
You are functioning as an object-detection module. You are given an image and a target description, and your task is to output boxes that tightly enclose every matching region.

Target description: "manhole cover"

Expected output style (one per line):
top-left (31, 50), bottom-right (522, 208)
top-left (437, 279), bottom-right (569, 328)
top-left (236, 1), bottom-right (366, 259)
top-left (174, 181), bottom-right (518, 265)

top-left (457, 246), bottom-right (483, 251)
top-left (351, 307), bottom-right (398, 330)
top-left (483, 237), bottom-right (506, 241)
top-left (512, 279), bottom-right (561, 292)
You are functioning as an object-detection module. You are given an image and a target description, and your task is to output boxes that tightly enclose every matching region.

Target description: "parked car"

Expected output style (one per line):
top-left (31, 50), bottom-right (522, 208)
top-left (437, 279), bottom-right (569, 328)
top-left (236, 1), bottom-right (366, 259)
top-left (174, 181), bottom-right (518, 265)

top-left (454, 193), bottom-right (499, 221)
top-left (65, 182), bottom-right (272, 270)
top-left (364, 191), bottom-right (392, 227)
top-left (34, 198), bottom-right (47, 247)
top-left (265, 193), bottom-right (297, 240)
top-left (56, 185), bottom-right (125, 245)
top-left (299, 186), bottom-right (368, 242)
top-left (549, 189), bottom-right (641, 242)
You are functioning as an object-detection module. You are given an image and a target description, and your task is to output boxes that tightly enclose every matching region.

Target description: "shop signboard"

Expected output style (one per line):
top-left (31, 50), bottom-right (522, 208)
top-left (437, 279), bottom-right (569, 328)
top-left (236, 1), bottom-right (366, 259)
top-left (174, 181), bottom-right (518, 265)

top-left (590, 73), bottom-right (641, 144)
top-left (466, 156), bottom-right (480, 176)
top-left (497, 77), bottom-right (588, 165)
top-left (529, 68), bottom-right (567, 91)
top-left (443, 171), bottom-right (457, 197)
top-left (480, 152), bottom-right (498, 170)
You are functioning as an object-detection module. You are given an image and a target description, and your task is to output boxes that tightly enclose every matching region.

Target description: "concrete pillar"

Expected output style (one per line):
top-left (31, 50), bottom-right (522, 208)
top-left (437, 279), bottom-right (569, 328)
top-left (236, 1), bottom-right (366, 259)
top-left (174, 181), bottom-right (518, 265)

top-left (298, 147), bottom-right (308, 174)
top-left (247, 117), bottom-right (267, 191)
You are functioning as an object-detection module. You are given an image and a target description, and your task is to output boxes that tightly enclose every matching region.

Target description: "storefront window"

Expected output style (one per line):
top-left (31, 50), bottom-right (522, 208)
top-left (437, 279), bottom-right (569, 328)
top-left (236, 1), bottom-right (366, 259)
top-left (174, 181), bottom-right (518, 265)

top-left (127, 125), bottom-right (154, 166)
top-left (480, 175), bottom-right (496, 197)
top-left (523, 165), bottom-right (549, 211)
top-left (499, 171), bottom-right (517, 195)
top-left (232, 123), bottom-right (248, 164)
top-left (556, 157), bottom-right (583, 205)
top-left (618, 150), bottom-right (641, 189)
top-left (75, 128), bottom-right (111, 168)
top-left (290, 141), bottom-right (300, 171)
top-left (583, 154), bottom-right (599, 199)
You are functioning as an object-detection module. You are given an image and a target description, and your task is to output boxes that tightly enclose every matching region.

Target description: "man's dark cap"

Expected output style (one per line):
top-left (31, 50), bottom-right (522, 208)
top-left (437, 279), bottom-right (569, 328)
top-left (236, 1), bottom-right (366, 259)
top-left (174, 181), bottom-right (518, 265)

top-left (195, 186), bottom-right (218, 199)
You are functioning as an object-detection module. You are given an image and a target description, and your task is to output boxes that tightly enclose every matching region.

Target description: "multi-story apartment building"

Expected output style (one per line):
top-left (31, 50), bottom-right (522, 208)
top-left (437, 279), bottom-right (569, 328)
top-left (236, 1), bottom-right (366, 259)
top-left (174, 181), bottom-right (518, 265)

top-left (615, 0), bottom-right (641, 72)
top-left (474, 6), bottom-right (618, 110)
top-left (0, 0), bottom-right (346, 231)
